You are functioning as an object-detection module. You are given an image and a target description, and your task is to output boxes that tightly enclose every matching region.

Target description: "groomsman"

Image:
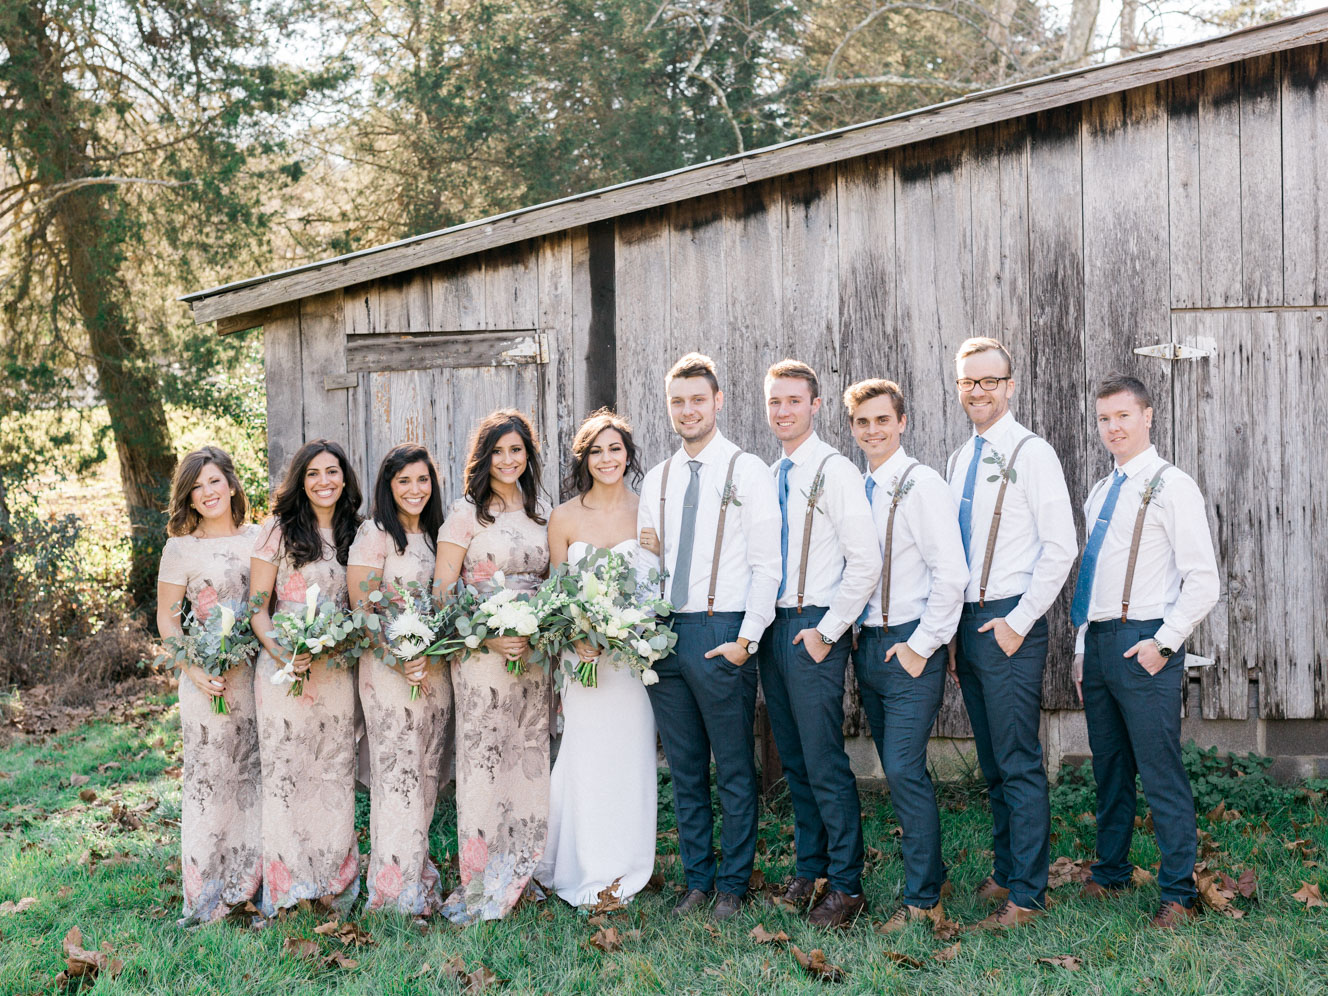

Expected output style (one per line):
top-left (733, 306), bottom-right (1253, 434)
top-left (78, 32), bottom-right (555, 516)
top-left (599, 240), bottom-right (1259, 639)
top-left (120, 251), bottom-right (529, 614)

top-left (945, 336), bottom-right (1076, 929)
top-left (1071, 374), bottom-right (1218, 928)
top-left (638, 352), bottom-right (782, 922)
top-left (844, 379), bottom-right (967, 931)
top-left (758, 360), bottom-right (880, 928)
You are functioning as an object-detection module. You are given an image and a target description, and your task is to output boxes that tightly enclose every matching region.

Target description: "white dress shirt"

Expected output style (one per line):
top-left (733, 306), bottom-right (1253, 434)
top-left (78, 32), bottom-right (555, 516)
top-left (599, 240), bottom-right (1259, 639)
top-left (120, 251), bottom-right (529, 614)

top-left (1073, 445), bottom-right (1219, 655)
top-left (945, 411), bottom-right (1077, 636)
top-left (638, 430), bottom-right (782, 644)
top-left (769, 432), bottom-right (880, 642)
top-left (861, 447), bottom-right (968, 657)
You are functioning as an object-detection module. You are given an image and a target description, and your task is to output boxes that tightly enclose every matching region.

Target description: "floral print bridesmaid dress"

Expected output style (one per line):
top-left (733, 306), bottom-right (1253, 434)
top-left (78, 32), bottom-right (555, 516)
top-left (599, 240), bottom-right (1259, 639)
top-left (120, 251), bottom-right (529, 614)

top-left (251, 520), bottom-right (360, 916)
top-left (349, 520), bottom-right (455, 914)
top-left (158, 526), bottom-right (263, 923)
top-left (438, 497), bottom-right (552, 925)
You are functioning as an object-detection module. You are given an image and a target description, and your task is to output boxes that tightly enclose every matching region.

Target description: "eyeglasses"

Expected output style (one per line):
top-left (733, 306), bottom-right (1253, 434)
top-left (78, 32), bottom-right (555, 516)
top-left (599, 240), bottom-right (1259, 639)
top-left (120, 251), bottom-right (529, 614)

top-left (956, 376), bottom-right (1011, 393)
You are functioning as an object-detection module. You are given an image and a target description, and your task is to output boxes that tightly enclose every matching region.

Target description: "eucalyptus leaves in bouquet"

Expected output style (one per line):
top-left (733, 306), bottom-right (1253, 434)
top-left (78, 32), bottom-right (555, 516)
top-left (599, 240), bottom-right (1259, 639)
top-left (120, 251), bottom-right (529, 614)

top-left (357, 577), bottom-right (455, 701)
top-left (155, 595), bottom-right (262, 714)
top-left (266, 584), bottom-right (366, 696)
top-left (452, 572), bottom-right (543, 675)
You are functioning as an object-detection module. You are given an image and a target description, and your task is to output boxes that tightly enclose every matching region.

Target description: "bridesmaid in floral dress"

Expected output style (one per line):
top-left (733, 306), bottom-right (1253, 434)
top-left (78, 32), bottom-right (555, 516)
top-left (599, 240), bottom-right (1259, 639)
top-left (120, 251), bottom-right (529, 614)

top-left (249, 439), bottom-right (364, 917)
top-left (434, 409), bottom-right (552, 924)
top-left (348, 443), bottom-right (454, 915)
top-left (156, 446), bottom-right (262, 924)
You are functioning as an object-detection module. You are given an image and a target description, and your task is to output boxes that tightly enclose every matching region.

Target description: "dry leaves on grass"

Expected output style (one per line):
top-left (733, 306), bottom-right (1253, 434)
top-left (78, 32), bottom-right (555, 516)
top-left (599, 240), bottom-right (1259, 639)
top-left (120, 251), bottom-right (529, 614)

top-left (884, 951), bottom-right (925, 969)
top-left (1195, 863), bottom-right (1254, 916)
top-left (1038, 955), bottom-right (1083, 971)
top-left (748, 924), bottom-right (789, 945)
top-left (589, 927), bottom-right (623, 952)
top-left (425, 955), bottom-right (507, 992)
top-left (791, 945), bottom-right (846, 983)
top-left (588, 878), bottom-right (626, 915)
top-left (934, 942), bottom-right (961, 963)
top-left (1047, 855), bottom-right (1093, 889)
top-left (0, 897), bottom-right (36, 916)
top-left (54, 926), bottom-right (123, 987)
top-left (68, 775), bottom-right (90, 787)
top-left (313, 918), bottom-right (374, 947)
top-left (1131, 866), bottom-right (1155, 887)
top-left (282, 936), bottom-right (360, 971)
top-left (1291, 882), bottom-right (1326, 908)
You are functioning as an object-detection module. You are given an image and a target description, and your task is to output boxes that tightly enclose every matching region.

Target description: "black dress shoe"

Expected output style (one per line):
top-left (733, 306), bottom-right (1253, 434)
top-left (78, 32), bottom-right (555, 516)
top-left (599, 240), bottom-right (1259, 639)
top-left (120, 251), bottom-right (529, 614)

top-left (711, 891), bottom-right (744, 921)
top-left (773, 876), bottom-right (816, 906)
top-left (671, 888), bottom-right (711, 917)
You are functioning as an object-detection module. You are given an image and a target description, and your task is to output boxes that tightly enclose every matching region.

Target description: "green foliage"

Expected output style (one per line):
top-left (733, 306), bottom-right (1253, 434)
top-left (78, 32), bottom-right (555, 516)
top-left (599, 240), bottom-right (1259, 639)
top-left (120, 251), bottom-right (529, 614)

top-left (1183, 742), bottom-right (1299, 815)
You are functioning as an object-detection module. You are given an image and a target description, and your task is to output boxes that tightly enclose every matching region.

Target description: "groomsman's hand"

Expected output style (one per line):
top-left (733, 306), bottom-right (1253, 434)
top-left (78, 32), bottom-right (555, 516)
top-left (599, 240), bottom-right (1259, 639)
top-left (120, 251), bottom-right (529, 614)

top-left (705, 642), bottom-right (750, 666)
top-left (639, 528), bottom-right (661, 555)
top-left (886, 642), bottom-right (927, 678)
top-left (947, 637), bottom-right (959, 688)
top-left (1125, 640), bottom-right (1166, 675)
top-left (792, 628), bottom-right (831, 663)
top-left (978, 616), bottom-right (1025, 657)
top-left (1072, 653), bottom-right (1084, 704)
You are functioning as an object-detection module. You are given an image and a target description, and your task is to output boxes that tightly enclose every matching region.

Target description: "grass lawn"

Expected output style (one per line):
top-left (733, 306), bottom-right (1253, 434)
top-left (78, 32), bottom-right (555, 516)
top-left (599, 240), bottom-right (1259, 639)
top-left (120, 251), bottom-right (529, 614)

top-left (1, 697), bottom-right (1327, 995)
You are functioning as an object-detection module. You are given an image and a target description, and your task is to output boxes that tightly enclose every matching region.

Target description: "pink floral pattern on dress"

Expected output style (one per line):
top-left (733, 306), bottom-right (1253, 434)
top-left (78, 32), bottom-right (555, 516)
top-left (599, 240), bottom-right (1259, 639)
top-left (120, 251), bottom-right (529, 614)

top-left (439, 497), bottom-right (551, 925)
top-left (277, 570), bottom-right (307, 603)
top-left (157, 525), bottom-right (263, 924)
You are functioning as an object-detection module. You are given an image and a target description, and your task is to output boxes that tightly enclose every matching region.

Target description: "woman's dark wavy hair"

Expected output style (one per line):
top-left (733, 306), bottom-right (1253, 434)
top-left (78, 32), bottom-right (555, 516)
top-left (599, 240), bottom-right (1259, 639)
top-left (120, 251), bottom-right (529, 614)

top-left (372, 443), bottom-right (444, 556)
top-left (565, 409), bottom-right (643, 495)
top-left (271, 439), bottom-right (363, 568)
top-left (463, 408), bottom-right (546, 527)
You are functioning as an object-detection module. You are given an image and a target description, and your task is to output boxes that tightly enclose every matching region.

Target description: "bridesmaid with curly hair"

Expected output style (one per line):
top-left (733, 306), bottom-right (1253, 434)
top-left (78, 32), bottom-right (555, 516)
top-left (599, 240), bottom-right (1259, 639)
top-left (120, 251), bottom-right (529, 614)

top-left (434, 409), bottom-right (551, 924)
top-left (249, 439), bottom-right (364, 916)
top-left (157, 446), bottom-right (262, 924)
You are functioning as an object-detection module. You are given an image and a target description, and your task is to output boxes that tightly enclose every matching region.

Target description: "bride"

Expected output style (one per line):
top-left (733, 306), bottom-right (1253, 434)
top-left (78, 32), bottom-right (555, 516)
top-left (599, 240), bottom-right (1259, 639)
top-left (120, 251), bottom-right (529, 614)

top-left (535, 410), bottom-right (658, 906)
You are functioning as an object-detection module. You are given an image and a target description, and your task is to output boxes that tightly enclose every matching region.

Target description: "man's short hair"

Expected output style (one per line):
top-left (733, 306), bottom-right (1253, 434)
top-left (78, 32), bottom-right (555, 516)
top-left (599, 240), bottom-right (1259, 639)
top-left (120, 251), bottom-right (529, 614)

top-left (842, 378), bottom-right (907, 420)
top-left (665, 352), bottom-right (720, 394)
top-left (765, 359), bottom-right (820, 400)
top-left (1095, 373), bottom-right (1153, 410)
top-left (955, 336), bottom-right (1014, 378)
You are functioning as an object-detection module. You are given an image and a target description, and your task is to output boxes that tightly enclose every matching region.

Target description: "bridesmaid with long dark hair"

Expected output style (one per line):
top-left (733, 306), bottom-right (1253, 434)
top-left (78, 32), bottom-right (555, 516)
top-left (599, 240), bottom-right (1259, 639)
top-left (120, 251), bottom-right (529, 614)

top-left (347, 443), bottom-right (454, 914)
top-left (156, 446), bottom-right (262, 923)
top-left (249, 439), bottom-right (364, 916)
top-left (434, 409), bottom-right (552, 924)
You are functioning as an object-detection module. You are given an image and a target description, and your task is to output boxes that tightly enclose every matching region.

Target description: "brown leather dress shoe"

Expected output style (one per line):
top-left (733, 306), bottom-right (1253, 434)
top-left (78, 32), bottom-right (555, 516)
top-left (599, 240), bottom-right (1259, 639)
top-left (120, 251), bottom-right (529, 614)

top-left (971, 899), bottom-right (1043, 930)
top-left (773, 876), bottom-right (816, 906)
top-left (712, 891), bottom-right (744, 922)
top-left (1081, 880), bottom-right (1126, 900)
top-left (975, 876), bottom-right (1010, 903)
top-left (808, 890), bottom-right (866, 929)
top-left (1149, 900), bottom-right (1198, 928)
top-left (876, 901), bottom-right (945, 934)
top-left (672, 888), bottom-right (711, 917)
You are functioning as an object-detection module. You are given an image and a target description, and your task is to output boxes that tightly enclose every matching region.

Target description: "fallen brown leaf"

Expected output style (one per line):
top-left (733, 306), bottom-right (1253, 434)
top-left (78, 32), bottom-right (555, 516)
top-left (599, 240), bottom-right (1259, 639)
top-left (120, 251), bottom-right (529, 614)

top-left (0, 897), bottom-right (36, 916)
top-left (1048, 855), bottom-right (1093, 889)
top-left (1206, 801), bottom-right (1226, 822)
top-left (54, 926), bottom-right (123, 987)
top-left (97, 762), bottom-right (121, 774)
top-left (56, 887), bottom-right (73, 899)
top-left (932, 917), bottom-right (962, 941)
top-left (69, 775), bottom-right (90, 787)
top-left (282, 937), bottom-right (321, 961)
top-left (589, 927), bottom-right (622, 952)
top-left (77, 789), bottom-right (97, 804)
top-left (1236, 869), bottom-right (1257, 899)
top-left (1038, 955), bottom-right (1082, 971)
top-left (588, 877), bottom-right (626, 915)
top-left (748, 924), bottom-right (789, 945)
top-left (1132, 865), bottom-right (1155, 887)
top-left (933, 941), bottom-right (961, 963)
top-left (791, 945), bottom-right (846, 983)
top-left (323, 950), bottom-right (358, 970)
top-left (1292, 882), bottom-right (1326, 908)
top-left (884, 951), bottom-right (924, 968)
top-left (749, 868), bottom-right (766, 890)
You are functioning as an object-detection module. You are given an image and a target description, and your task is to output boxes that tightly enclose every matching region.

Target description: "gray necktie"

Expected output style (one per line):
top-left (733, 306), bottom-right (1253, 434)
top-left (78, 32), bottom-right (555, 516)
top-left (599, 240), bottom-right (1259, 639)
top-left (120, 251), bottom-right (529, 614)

top-left (669, 460), bottom-right (703, 608)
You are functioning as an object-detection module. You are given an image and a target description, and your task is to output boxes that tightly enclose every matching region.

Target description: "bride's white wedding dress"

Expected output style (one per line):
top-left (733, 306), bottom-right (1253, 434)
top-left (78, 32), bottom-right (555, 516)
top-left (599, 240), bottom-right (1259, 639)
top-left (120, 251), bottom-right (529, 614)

top-left (535, 539), bottom-right (658, 906)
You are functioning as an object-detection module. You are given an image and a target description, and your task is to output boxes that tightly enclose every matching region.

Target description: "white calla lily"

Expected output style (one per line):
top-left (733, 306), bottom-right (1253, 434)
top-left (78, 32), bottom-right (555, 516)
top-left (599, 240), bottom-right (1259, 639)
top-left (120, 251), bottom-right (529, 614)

top-left (304, 584), bottom-right (320, 626)
top-left (216, 604), bottom-right (236, 638)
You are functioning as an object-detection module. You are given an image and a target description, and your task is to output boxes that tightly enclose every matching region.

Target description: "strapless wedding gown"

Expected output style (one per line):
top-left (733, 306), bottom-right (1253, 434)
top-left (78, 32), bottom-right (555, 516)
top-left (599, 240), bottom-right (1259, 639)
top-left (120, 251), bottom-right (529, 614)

top-left (534, 539), bottom-right (658, 906)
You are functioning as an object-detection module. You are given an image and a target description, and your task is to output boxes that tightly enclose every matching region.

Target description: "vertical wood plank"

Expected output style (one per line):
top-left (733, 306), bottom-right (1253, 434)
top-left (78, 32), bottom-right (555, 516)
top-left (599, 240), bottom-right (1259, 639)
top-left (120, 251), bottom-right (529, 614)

top-left (1311, 311), bottom-right (1328, 717)
top-left (263, 309), bottom-right (303, 490)
top-left (299, 291), bottom-right (350, 447)
top-left (614, 209), bottom-right (672, 468)
top-left (723, 181), bottom-right (782, 456)
top-left (1250, 311), bottom-right (1285, 717)
top-left (344, 281), bottom-right (380, 336)
top-left (540, 230), bottom-right (576, 499)
top-left (484, 241), bottom-right (539, 330)
top-left (378, 273), bottom-right (432, 333)
top-left (1279, 310), bottom-right (1315, 718)
top-left (1282, 44), bottom-right (1328, 306)
top-left (1240, 53), bottom-right (1284, 306)
top-left (970, 119), bottom-right (1031, 363)
top-left (1168, 72), bottom-right (1203, 309)
top-left (669, 195), bottom-right (731, 433)
top-left (431, 257), bottom-right (486, 331)
top-left (1198, 65), bottom-right (1244, 307)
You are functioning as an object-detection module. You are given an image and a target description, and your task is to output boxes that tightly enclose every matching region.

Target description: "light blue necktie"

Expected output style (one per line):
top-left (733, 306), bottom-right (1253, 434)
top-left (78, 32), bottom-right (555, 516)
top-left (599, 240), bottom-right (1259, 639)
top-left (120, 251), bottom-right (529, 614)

top-left (776, 458), bottom-right (793, 599)
top-left (1070, 470), bottom-right (1127, 628)
top-left (858, 474), bottom-right (878, 625)
top-left (669, 460), bottom-right (703, 608)
top-left (957, 435), bottom-right (987, 561)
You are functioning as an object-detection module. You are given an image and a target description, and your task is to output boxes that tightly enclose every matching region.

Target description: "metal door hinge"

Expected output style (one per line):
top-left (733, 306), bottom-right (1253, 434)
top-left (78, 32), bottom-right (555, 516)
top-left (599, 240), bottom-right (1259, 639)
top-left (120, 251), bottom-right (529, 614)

top-left (1133, 342), bottom-right (1215, 361)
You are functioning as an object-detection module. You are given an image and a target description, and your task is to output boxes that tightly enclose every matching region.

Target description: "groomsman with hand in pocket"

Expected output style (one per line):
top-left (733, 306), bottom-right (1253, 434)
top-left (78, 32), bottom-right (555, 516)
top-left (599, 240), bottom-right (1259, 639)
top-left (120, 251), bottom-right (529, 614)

top-left (844, 378), bottom-right (968, 934)
top-left (758, 360), bottom-right (880, 929)
top-left (637, 352), bottom-right (782, 923)
top-left (1071, 374), bottom-right (1218, 929)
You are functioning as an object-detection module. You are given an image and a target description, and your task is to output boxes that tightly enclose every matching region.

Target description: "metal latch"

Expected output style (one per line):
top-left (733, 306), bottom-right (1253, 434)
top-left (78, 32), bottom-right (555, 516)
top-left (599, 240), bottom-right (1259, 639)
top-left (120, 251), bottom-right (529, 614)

top-left (1133, 342), bottom-right (1215, 361)
top-left (499, 333), bottom-right (548, 365)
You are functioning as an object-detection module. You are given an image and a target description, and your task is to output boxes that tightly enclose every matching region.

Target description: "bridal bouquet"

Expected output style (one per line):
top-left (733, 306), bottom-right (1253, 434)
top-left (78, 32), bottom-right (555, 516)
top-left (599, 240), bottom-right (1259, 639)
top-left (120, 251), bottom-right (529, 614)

top-left (267, 584), bottom-right (363, 696)
top-left (453, 573), bottom-right (542, 675)
top-left (535, 547), bottom-right (677, 689)
top-left (358, 578), bottom-right (464, 700)
top-left (155, 597), bottom-right (261, 714)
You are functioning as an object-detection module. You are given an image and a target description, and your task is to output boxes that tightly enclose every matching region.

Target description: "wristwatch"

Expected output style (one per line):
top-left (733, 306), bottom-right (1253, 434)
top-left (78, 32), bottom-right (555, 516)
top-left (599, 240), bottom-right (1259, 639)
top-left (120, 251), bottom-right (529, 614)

top-left (738, 637), bottom-right (758, 655)
top-left (1152, 638), bottom-right (1174, 658)
top-left (819, 630), bottom-right (835, 647)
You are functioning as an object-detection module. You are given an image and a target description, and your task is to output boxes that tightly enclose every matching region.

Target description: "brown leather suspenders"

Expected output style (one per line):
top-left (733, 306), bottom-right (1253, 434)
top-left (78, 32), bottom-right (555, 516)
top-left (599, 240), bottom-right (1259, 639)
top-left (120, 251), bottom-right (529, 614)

top-left (794, 454), bottom-right (836, 613)
top-left (879, 462), bottom-right (921, 627)
top-left (978, 434), bottom-right (1036, 607)
top-left (1120, 464), bottom-right (1170, 622)
top-left (657, 450), bottom-right (743, 614)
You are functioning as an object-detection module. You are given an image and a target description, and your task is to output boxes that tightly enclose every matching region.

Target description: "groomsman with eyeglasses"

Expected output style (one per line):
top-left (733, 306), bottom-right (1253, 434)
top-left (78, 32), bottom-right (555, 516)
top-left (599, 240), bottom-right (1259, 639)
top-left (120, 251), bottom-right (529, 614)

top-left (637, 352), bottom-right (782, 923)
top-left (844, 379), bottom-right (967, 933)
top-left (758, 360), bottom-right (880, 929)
top-left (945, 337), bottom-right (1077, 929)
top-left (1071, 374), bottom-right (1218, 929)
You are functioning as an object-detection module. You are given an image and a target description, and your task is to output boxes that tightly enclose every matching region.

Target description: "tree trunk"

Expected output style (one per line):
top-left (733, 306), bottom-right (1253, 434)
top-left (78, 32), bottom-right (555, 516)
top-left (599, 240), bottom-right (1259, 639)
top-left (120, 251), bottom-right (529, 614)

top-left (1120, 0), bottom-right (1139, 56)
top-left (1061, 0), bottom-right (1101, 66)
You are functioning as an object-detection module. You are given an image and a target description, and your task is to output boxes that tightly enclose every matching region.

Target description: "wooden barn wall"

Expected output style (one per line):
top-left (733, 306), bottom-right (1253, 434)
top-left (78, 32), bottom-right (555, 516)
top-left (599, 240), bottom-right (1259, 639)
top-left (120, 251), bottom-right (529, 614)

top-left (610, 43), bottom-right (1328, 726)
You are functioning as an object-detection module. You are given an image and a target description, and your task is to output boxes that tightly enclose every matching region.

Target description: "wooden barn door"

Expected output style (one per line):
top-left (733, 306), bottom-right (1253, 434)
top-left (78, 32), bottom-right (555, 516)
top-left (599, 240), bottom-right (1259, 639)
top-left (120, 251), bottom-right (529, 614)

top-left (1171, 309), bottom-right (1328, 720)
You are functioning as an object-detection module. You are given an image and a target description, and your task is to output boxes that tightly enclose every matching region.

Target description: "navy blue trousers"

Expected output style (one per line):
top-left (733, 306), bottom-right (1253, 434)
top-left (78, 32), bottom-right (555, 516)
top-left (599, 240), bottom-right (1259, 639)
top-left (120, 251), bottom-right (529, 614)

top-left (757, 606), bottom-right (863, 894)
top-left (856, 618), bottom-right (948, 908)
top-left (646, 611), bottom-right (759, 896)
top-left (955, 595), bottom-right (1050, 909)
top-left (1083, 618), bottom-right (1196, 906)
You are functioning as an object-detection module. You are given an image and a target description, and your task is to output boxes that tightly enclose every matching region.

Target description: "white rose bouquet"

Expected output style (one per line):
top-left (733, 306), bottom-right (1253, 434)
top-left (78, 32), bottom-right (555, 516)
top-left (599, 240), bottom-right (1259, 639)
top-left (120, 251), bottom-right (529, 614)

top-left (155, 596), bottom-right (261, 714)
top-left (453, 572), bottom-right (542, 675)
top-left (267, 584), bottom-right (364, 696)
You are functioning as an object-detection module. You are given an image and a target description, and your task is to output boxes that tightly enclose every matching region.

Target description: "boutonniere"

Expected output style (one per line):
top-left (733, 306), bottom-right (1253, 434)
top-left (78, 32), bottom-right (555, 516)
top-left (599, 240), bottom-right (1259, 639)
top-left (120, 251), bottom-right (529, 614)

top-left (1140, 476), bottom-right (1167, 505)
top-left (889, 476), bottom-right (916, 507)
top-left (983, 449), bottom-right (1017, 484)
top-left (801, 470), bottom-right (828, 516)
top-left (720, 481), bottom-right (742, 510)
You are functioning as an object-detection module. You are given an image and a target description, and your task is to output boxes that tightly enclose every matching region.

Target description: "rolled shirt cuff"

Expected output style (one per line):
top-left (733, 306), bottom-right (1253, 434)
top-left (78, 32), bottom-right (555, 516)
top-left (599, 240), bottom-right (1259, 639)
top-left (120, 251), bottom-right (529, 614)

top-left (906, 631), bottom-right (941, 659)
top-left (1153, 623), bottom-right (1187, 654)
top-left (1004, 604), bottom-right (1036, 638)
top-left (817, 613), bottom-right (851, 644)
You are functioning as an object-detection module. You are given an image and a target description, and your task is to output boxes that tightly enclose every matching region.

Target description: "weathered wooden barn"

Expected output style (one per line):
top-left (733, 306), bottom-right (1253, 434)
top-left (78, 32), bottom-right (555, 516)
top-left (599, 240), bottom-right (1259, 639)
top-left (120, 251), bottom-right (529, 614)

top-left (185, 10), bottom-right (1328, 772)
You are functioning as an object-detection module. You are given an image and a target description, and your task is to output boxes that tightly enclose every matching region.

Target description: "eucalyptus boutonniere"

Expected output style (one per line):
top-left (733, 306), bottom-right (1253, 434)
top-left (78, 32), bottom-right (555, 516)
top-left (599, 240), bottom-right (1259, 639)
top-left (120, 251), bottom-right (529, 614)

top-left (720, 481), bottom-right (742, 511)
top-left (1140, 476), bottom-right (1167, 505)
top-left (889, 476), bottom-right (917, 508)
top-left (801, 470), bottom-right (828, 516)
top-left (983, 449), bottom-right (1017, 484)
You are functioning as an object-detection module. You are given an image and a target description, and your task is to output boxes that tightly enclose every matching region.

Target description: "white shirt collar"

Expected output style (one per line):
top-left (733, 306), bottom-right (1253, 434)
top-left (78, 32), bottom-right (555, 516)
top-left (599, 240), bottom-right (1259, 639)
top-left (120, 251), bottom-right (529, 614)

top-left (674, 428), bottom-right (733, 466)
top-left (975, 409), bottom-right (1020, 448)
top-left (869, 446), bottom-right (912, 484)
top-left (1116, 444), bottom-right (1161, 480)
top-left (782, 431), bottom-right (823, 467)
